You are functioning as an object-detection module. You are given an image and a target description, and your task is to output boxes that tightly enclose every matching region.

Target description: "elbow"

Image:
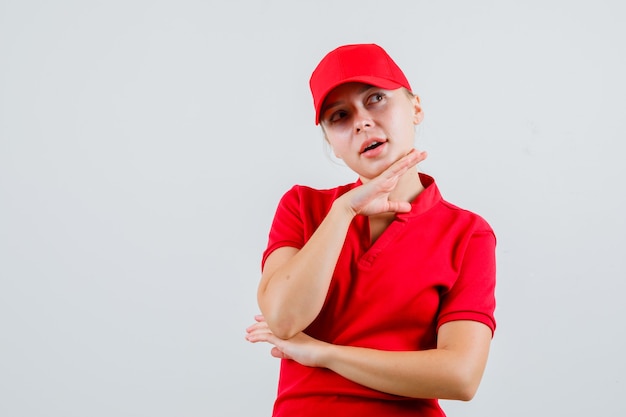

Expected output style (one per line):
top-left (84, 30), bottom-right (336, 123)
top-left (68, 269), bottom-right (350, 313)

top-left (267, 316), bottom-right (300, 340)
top-left (274, 328), bottom-right (299, 340)
top-left (455, 384), bottom-right (479, 402)
top-left (448, 369), bottom-right (483, 401)
top-left (258, 293), bottom-right (308, 339)
top-left (258, 305), bottom-right (301, 340)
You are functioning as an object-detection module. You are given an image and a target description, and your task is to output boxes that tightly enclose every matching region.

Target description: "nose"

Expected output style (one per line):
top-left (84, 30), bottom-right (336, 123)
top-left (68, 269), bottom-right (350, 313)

top-left (354, 110), bottom-right (373, 134)
top-left (354, 113), bottom-right (374, 133)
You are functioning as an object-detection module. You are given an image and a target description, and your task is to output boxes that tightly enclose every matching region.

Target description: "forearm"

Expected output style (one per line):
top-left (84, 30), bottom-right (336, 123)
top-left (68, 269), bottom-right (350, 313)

top-left (258, 198), bottom-right (355, 339)
top-left (319, 322), bottom-right (492, 400)
top-left (320, 346), bottom-right (473, 400)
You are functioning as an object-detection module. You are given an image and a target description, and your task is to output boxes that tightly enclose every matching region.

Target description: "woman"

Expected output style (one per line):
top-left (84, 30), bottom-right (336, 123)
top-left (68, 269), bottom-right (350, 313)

top-left (246, 43), bottom-right (496, 416)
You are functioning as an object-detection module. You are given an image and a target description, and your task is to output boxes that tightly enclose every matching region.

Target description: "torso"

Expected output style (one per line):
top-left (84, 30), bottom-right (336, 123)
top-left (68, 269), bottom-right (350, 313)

top-left (265, 173), bottom-right (496, 417)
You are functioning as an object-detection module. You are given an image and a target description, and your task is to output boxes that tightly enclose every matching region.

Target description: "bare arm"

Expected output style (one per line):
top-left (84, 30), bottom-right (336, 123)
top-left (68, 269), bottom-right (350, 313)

top-left (257, 204), bottom-right (355, 339)
top-left (320, 321), bottom-right (492, 400)
top-left (257, 149), bottom-right (427, 339)
top-left (246, 319), bottom-right (492, 401)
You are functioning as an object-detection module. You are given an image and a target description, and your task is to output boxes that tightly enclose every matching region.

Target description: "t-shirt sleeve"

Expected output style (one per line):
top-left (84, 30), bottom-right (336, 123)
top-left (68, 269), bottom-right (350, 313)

top-left (261, 186), bottom-right (305, 269)
top-left (437, 229), bottom-right (497, 335)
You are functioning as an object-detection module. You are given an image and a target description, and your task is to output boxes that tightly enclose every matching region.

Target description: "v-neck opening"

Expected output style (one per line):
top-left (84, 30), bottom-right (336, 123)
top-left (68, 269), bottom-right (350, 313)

top-left (358, 216), bottom-right (405, 269)
top-left (348, 173), bottom-right (441, 269)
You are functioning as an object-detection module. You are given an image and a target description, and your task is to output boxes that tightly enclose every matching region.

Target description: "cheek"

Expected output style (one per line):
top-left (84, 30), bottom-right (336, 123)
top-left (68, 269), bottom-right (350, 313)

top-left (329, 141), bottom-right (348, 159)
top-left (325, 130), bottom-right (352, 158)
top-left (388, 114), bottom-right (415, 141)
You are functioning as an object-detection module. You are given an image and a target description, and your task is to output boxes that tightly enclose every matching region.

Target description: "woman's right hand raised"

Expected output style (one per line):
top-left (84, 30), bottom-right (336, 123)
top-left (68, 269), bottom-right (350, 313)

top-left (340, 148), bottom-right (427, 217)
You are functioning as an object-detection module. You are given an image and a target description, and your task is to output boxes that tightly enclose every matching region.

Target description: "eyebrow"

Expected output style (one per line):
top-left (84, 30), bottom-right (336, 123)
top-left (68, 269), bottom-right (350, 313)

top-left (321, 84), bottom-right (377, 117)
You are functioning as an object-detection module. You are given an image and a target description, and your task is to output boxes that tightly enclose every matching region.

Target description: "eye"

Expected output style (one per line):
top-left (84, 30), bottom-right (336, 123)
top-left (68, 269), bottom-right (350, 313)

top-left (367, 92), bottom-right (385, 105)
top-left (328, 110), bottom-right (348, 123)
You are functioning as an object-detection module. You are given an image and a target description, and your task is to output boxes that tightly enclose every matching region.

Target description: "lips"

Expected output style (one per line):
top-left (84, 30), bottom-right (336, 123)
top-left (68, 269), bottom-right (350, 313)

top-left (360, 139), bottom-right (387, 154)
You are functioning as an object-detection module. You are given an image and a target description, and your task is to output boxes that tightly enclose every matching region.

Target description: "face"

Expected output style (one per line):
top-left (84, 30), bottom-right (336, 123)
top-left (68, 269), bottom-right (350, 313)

top-left (320, 82), bottom-right (423, 181)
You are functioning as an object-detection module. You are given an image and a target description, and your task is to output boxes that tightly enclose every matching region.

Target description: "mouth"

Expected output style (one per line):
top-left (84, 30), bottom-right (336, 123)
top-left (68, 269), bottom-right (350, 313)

top-left (360, 139), bottom-right (387, 154)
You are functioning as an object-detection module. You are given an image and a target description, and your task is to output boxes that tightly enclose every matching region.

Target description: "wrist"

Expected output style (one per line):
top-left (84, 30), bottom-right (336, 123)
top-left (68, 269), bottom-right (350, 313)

top-left (317, 340), bottom-right (339, 369)
top-left (332, 194), bottom-right (358, 218)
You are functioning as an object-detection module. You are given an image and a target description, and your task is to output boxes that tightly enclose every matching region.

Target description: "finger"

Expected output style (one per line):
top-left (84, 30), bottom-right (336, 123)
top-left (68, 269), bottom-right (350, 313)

top-left (399, 149), bottom-right (427, 169)
top-left (246, 323), bottom-right (283, 342)
top-left (271, 347), bottom-right (291, 360)
top-left (246, 323), bottom-right (271, 336)
top-left (245, 327), bottom-right (274, 343)
top-left (398, 148), bottom-right (427, 168)
top-left (381, 149), bottom-right (422, 179)
top-left (245, 321), bottom-right (269, 333)
top-left (387, 201), bottom-right (413, 213)
top-left (409, 148), bottom-right (427, 160)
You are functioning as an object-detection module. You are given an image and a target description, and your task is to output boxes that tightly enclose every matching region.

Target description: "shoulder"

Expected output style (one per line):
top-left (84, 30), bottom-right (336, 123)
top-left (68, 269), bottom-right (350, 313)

top-left (418, 173), bottom-right (494, 235)
top-left (420, 174), bottom-right (495, 241)
top-left (440, 199), bottom-right (494, 234)
top-left (279, 182), bottom-right (357, 210)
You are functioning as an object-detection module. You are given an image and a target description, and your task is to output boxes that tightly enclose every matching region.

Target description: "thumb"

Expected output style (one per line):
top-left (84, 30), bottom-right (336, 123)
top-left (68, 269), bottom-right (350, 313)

top-left (271, 347), bottom-right (291, 360)
top-left (389, 200), bottom-right (413, 213)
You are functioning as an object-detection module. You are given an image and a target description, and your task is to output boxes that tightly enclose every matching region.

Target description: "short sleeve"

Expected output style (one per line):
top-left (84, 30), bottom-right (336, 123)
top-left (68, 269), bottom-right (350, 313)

top-left (261, 186), bottom-right (305, 269)
top-left (437, 230), bottom-right (497, 335)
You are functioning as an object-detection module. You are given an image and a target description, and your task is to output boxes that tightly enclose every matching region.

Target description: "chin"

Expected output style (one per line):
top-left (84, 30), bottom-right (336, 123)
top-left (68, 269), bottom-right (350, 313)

top-left (358, 167), bottom-right (387, 182)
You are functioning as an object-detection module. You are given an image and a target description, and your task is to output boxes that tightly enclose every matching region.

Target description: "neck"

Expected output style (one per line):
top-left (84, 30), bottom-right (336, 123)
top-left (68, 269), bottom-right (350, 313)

top-left (390, 167), bottom-right (424, 203)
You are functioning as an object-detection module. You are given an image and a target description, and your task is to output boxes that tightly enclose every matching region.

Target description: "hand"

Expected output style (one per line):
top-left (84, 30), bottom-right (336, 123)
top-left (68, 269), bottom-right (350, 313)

top-left (245, 315), bottom-right (329, 368)
top-left (341, 148), bottom-right (427, 216)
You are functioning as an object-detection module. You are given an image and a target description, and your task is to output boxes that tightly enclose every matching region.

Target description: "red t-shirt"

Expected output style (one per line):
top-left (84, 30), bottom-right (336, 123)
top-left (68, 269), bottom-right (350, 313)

top-left (262, 174), bottom-right (496, 417)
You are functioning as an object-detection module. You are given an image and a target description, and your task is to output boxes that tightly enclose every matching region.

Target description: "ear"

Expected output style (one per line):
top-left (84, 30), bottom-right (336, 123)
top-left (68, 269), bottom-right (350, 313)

top-left (412, 94), bottom-right (424, 125)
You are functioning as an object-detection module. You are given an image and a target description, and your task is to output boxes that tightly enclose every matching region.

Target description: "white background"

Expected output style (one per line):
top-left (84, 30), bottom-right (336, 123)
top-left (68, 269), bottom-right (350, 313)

top-left (1, 1), bottom-right (625, 416)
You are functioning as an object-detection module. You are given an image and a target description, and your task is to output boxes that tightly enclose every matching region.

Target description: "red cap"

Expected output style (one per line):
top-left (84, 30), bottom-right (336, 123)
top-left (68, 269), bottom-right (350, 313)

top-left (309, 44), bottom-right (412, 125)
